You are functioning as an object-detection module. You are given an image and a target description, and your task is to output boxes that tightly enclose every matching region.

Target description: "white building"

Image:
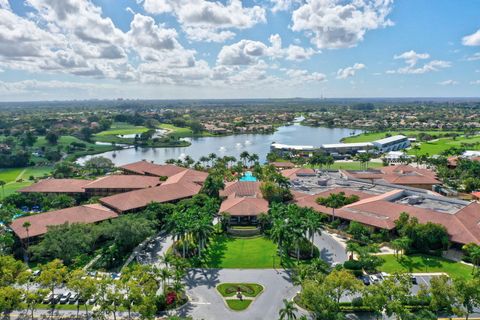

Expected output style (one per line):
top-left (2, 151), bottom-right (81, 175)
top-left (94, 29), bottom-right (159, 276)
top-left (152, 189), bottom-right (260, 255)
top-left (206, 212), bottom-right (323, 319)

top-left (372, 135), bottom-right (410, 153)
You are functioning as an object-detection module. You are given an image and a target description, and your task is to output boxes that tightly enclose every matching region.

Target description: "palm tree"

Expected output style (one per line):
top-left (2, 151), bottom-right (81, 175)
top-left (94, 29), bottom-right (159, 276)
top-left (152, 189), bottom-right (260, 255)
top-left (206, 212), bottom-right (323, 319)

top-left (240, 151), bottom-right (250, 167)
top-left (316, 192), bottom-right (359, 222)
top-left (248, 153), bottom-right (259, 166)
top-left (305, 209), bottom-right (322, 257)
top-left (159, 267), bottom-right (172, 294)
top-left (278, 299), bottom-right (298, 320)
top-left (346, 241), bottom-right (361, 260)
top-left (199, 156), bottom-right (209, 168)
top-left (208, 153), bottom-right (217, 167)
top-left (23, 221), bottom-right (31, 263)
top-left (0, 180), bottom-right (5, 198)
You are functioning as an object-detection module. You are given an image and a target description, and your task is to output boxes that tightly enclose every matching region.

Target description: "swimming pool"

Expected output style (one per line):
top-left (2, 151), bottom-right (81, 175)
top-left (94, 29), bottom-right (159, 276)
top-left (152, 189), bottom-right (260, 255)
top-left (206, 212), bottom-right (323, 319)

top-left (239, 171), bottom-right (258, 182)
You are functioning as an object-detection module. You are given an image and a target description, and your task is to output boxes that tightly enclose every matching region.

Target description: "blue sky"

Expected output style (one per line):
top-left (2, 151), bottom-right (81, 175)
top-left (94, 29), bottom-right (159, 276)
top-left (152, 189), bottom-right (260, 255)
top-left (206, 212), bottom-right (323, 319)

top-left (0, 0), bottom-right (479, 101)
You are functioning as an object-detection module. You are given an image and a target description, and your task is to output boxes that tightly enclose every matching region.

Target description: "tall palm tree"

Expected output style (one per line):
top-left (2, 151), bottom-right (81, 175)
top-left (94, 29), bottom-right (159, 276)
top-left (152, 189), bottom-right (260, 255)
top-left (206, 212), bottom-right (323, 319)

top-left (240, 151), bottom-right (250, 167)
top-left (199, 156), bottom-right (209, 168)
top-left (23, 221), bottom-right (31, 263)
top-left (316, 192), bottom-right (359, 222)
top-left (278, 299), bottom-right (298, 320)
top-left (208, 153), bottom-right (217, 167)
top-left (305, 209), bottom-right (322, 257)
top-left (248, 153), bottom-right (259, 166)
top-left (0, 180), bottom-right (5, 198)
top-left (159, 268), bottom-right (172, 294)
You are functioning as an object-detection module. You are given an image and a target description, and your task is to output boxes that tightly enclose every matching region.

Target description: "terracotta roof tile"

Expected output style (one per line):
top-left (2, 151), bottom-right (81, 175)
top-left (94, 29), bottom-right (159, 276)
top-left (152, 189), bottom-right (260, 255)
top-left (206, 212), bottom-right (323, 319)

top-left (99, 181), bottom-right (201, 212)
top-left (19, 179), bottom-right (93, 193)
top-left (281, 168), bottom-right (316, 180)
top-left (219, 197), bottom-right (269, 216)
top-left (83, 175), bottom-right (162, 190)
top-left (9, 204), bottom-right (118, 239)
top-left (220, 181), bottom-right (262, 198)
top-left (120, 161), bottom-right (186, 177)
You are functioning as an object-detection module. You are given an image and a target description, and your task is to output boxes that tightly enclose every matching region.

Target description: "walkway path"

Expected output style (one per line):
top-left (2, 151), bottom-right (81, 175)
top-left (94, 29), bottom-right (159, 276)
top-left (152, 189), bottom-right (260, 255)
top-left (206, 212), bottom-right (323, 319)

top-left (314, 230), bottom-right (349, 264)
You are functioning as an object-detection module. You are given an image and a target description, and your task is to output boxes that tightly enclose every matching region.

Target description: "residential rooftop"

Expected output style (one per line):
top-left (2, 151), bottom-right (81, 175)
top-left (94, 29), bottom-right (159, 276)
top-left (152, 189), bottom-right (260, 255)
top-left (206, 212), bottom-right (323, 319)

top-left (10, 204), bottom-right (118, 239)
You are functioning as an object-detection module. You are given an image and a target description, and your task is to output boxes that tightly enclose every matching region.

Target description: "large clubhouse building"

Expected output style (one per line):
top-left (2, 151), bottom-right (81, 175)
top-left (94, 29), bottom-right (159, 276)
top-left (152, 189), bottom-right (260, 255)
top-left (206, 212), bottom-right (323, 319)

top-left (8, 161), bottom-right (480, 247)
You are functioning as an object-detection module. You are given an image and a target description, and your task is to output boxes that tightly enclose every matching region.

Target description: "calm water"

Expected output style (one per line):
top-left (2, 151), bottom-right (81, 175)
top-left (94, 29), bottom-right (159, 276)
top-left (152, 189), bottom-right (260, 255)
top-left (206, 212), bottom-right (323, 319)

top-left (78, 123), bottom-right (362, 165)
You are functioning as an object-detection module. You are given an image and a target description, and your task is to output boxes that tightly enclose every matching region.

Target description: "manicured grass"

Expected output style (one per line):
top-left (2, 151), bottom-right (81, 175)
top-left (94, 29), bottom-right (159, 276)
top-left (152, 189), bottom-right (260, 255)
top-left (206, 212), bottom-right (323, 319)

top-left (225, 299), bottom-right (252, 311)
top-left (158, 123), bottom-right (193, 138)
top-left (96, 122), bottom-right (149, 136)
top-left (216, 283), bottom-right (263, 298)
top-left (305, 161), bottom-right (382, 171)
top-left (380, 254), bottom-right (474, 280)
top-left (199, 234), bottom-right (308, 269)
top-left (407, 135), bottom-right (480, 156)
top-left (0, 166), bottom-right (52, 199)
top-left (36, 304), bottom-right (92, 311)
top-left (342, 130), bottom-right (461, 143)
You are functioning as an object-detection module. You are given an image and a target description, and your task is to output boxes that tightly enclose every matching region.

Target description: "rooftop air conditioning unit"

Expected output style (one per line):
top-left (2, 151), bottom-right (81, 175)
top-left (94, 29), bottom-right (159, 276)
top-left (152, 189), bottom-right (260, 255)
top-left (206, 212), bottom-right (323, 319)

top-left (408, 196), bottom-right (424, 205)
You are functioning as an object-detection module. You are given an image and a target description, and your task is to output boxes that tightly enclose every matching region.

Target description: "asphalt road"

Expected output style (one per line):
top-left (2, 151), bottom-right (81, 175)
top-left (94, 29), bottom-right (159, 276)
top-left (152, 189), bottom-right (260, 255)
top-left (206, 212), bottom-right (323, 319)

top-left (314, 230), bottom-right (349, 264)
top-left (175, 268), bottom-right (302, 320)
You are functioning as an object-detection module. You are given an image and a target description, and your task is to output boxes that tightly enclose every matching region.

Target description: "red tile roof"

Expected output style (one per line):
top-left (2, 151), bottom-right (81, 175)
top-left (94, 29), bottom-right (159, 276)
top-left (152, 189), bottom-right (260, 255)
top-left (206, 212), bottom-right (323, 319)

top-left (220, 181), bottom-right (262, 198)
top-left (10, 204), bottom-right (118, 239)
top-left (342, 164), bottom-right (440, 186)
top-left (281, 168), bottom-right (316, 180)
top-left (83, 175), bottom-right (162, 190)
top-left (219, 197), bottom-right (269, 216)
top-left (270, 161), bottom-right (295, 168)
top-left (162, 169), bottom-right (208, 185)
top-left (295, 187), bottom-right (480, 245)
top-left (99, 182), bottom-right (201, 213)
top-left (120, 161), bottom-right (186, 177)
top-left (18, 179), bottom-right (93, 193)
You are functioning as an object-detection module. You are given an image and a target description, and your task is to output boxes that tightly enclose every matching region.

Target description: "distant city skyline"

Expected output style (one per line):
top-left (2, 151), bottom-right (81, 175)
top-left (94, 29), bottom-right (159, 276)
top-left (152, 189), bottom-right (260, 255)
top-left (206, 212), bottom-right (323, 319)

top-left (0, 0), bottom-right (479, 101)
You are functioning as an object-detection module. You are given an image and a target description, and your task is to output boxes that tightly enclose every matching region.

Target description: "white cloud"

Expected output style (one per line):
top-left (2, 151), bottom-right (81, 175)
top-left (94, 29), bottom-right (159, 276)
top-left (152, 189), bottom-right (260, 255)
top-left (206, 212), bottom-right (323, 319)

top-left (127, 14), bottom-right (179, 51)
top-left (462, 29), bottom-right (480, 46)
top-left (217, 40), bottom-right (268, 65)
top-left (270, 0), bottom-right (302, 12)
top-left (467, 52), bottom-right (480, 61)
top-left (217, 35), bottom-right (317, 66)
top-left (388, 50), bottom-right (451, 74)
top-left (283, 68), bottom-right (327, 84)
top-left (143, 0), bottom-right (266, 43)
top-left (291, 0), bottom-right (394, 49)
top-left (0, 0), bottom-right (10, 10)
top-left (439, 80), bottom-right (458, 86)
top-left (471, 80), bottom-right (480, 85)
top-left (337, 63), bottom-right (366, 79)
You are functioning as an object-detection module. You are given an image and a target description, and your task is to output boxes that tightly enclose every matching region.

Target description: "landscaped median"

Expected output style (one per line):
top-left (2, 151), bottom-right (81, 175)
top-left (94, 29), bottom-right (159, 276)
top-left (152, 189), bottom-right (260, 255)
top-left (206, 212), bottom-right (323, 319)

top-left (216, 283), bottom-right (264, 311)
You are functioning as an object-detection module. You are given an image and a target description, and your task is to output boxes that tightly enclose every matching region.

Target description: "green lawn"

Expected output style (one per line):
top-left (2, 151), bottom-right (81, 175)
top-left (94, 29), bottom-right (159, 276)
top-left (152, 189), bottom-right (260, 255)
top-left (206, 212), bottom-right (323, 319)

top-left (305, 161), bottom-right (382, 171)
top-left (158, 123), bottom-right (194, 138)
top-left (0, 166), bottom-right (52, 199)
top-left (342, 130), bottom-right (461, 143)
top-left (407, 135), bottom-right (480, 156)
top-left (380, 254), bottom-right (474, 280)
top-left (216, 283), bottom-right (263, 298)
top-left (95, 122), bottom-right (149, 137)
top-left (225, 299), bottom-right (252, 311)
top-left (199, 235), bottom-right (307, 269)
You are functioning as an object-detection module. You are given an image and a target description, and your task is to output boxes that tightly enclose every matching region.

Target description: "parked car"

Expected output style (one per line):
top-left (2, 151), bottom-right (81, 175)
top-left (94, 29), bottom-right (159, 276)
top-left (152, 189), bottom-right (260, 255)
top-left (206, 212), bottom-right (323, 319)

top-left (43, 293), bottom-right (53, 304)
top-left (59, 292), bottom-right (71, 304)
top-left (51, 294), bottom-right (61, 304)
top-left (369, 275), bottom-right (380, 283)
top-left (69, 293), bottom-right (79, 304)
top-left (411, 276), bottom-right (418, 285)
top-left (87, 297), bottom-right (96, 305)
top-left (361, 275), bottom-right (370, 286)
top-left (32, 270), bottom-right (41, 277)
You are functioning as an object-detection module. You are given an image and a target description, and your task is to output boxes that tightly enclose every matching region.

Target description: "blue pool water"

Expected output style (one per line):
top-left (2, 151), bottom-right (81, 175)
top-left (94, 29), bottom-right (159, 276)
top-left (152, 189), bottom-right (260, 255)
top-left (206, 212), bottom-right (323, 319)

top-left (240, 171), bottom-right (258, 182)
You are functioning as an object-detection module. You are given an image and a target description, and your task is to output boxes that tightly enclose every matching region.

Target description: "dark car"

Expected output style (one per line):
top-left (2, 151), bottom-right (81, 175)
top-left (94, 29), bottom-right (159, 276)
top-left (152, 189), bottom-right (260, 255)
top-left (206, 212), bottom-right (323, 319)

top-left (411, 276), bottom-right (418, 285)
top-left (361, 276), bottom-right (371, 286)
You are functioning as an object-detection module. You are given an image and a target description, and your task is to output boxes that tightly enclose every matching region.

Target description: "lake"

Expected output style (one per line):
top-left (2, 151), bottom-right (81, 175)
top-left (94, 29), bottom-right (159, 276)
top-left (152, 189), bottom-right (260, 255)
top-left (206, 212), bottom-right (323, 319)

top-left (77, 123), bottom-right (362, 165)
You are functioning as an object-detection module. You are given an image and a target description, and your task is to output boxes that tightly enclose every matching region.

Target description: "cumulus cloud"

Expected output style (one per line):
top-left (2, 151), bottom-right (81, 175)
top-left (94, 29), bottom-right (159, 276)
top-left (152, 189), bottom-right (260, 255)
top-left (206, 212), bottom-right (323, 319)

top-left (143, 0), bottom-right (266, 42)
top-left (337, 63), bottom-right (366, 79)
top-left (462, 29), bottom-right (480, 46)
top-left (471, 80), bottom-right (480, 85)
top-left (217, 34), bottom-right (317, 66)
top-left (291, 0), bottom-right (394, 49)
top-left (439, 80), bottom-right (458, 86)
top-left (467, 52), bottom-right (480, 61)
top-left (388, 50), bottom-right (451, 74)
top-left (270, 0), bottom-right (302, 12)
top-left (283, 68), bottom-right (327, 84)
